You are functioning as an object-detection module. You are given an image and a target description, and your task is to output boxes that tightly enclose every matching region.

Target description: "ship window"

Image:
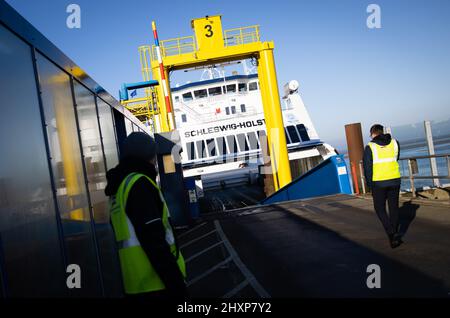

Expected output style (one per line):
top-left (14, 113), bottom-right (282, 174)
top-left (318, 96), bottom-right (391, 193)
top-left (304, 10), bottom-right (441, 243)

top-left (182, 92), bottom-right (193, 102)
top-left (240, 104), bottom-right (246, 113)
top-left (231, 106), bottom-right (236, 114)
top-left (194, 89), bottom-right (207, 99)
top-left (225, 107), bottom-right (230, 115)
top-left (287, 125), bottom-right (300, 143)
top-left (238, 83), bottom-right (247, 92)
top-left (296, 124), bottom-right (310, 141)
top-left (174, 96), bottom-right (180, 102)
top-left (181, 114), bottom-right (187, 123)
top-left (223, 84), bottom-right (236, 93)
top-left (206, 138), bottom-right (216, 157)
top-left (247, 132), bottom-right (259, 150)
top-left (284, 128), bottom-right (291, 143)
top-left (208, 86), bottom-right (222, 96)
top-left (186, 142), bottom-right (196, 160)
top-left (257, 130), bottom-right (267, 148)
top-left (196, 140), bottom-right (207, 158)
top-left (216, 136), bottom-right (228, 155)
top-left (226, 135), bottom-right (238, 154)
top-left (237, 133), bottom-right (249, 152)
top-left (248, 82), bottom-right (258, 91)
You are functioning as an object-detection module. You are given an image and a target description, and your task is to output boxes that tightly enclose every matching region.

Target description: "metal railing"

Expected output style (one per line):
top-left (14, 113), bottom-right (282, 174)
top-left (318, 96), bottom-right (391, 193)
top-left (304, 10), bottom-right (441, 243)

top-left (399, 153), bottom-right (450, 197)
top-left (153, 35), bottom-right (197, 59)
top-left (224, 25), bottom-right (260, 46)
top-left (355, 154), bottom-right (450, 197)
top-left (150, 25), bottom-right (261, 60)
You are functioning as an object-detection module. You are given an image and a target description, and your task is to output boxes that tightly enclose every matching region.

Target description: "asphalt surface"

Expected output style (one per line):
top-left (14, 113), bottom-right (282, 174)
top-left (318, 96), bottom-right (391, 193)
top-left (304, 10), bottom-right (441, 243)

top-left (179, 193), bottom-right (450, 298)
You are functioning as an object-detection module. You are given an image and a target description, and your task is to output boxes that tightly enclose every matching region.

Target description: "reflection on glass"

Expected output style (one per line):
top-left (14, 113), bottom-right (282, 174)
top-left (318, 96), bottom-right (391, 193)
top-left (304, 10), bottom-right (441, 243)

top-left (74, 83), bottom-right (122, 296)
top-left (37, 54), bottom-right (90, 222)
top-left (97, 99), bottom-right (119, 169)
top-left (125, 118), bottom-right (133, 136)
top-left (74, 81), bottom-right (108, 223)
top-left (0, 25), bottom-right (66, 296)
top-left (36, 53), bottom-right (101, 296)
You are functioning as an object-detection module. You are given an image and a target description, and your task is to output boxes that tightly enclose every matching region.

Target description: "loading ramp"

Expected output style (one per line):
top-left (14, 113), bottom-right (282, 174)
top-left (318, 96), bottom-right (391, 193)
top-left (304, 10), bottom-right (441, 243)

top-left (179, 194), bottom-right (450, 298)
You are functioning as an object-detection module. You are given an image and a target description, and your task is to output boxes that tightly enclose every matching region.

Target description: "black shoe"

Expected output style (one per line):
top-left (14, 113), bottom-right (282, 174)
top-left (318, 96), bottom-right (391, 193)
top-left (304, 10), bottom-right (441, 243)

top-left (390, 233), bottom-right (404, 249)
top-left (393, 233), bottom-right (403, 242)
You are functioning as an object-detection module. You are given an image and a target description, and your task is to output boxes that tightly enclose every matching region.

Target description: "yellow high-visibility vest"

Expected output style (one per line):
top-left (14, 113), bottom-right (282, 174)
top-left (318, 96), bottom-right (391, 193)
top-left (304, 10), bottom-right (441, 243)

top-left (109, 172), bottom-right (186, 294)
top-left (368, 139), bottom-right (401, 181)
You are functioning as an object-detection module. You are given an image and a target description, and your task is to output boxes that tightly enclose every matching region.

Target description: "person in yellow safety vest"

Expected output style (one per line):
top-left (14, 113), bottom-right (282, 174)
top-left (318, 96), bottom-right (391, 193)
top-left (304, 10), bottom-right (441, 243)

top-left (105, 132), bottom-right (187, 299)
top-left (363, 124), bottom-right (403, 249)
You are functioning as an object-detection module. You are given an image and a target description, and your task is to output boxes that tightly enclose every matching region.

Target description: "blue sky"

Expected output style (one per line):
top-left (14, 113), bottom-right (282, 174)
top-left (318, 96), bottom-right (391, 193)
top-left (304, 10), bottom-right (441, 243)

top-left (5, 0), bottom-right (450, 147)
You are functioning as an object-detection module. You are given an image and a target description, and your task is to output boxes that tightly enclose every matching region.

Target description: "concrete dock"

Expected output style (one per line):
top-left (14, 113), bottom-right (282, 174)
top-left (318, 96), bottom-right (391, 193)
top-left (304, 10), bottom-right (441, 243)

top-left (179, 194), bottom-right (450, 298)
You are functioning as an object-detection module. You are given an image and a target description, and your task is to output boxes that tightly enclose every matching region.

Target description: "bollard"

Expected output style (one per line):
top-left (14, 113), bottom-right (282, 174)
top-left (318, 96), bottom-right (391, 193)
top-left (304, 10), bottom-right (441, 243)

top-left (351, 162), bottom-right (360, 195)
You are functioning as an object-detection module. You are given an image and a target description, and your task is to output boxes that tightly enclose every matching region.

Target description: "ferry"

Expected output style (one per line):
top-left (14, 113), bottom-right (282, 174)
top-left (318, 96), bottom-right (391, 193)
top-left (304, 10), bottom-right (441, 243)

top-left (170, 66), bottom-right (338, 190)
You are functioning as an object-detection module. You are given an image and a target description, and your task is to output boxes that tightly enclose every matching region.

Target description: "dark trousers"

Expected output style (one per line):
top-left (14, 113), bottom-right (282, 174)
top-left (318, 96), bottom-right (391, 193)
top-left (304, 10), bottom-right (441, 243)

top-left (372, 185), bottom-right (400, 236)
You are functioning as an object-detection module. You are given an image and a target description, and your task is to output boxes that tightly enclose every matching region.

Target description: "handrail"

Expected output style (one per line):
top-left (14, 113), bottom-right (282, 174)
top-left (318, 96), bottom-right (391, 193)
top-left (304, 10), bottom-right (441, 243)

top-left (149, 25), bottom-right (261, 60)
top-left (399, 153), bottom-right (450, 160)
top-left (356, 153), bottom-right (450, 198)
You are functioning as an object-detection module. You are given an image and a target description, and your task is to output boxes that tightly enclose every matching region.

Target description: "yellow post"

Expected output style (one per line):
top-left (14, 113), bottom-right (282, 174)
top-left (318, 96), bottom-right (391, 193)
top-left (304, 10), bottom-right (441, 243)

top-left (152, 65), bottom-right (170, 132)
top-left (257, 56), bottom-right (279, 191)
top-left (258, 42), bottom-right (292, 188)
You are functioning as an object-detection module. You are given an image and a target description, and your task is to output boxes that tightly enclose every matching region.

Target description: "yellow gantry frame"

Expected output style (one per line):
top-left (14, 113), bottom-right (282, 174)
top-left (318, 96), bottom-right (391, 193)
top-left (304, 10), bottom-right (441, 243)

top-left (148, 15), bottom-right (292, 189)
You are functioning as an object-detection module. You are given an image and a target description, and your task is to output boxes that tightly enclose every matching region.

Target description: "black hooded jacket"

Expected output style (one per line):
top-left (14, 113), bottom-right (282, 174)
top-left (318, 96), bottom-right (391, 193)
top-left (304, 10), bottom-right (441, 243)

top-left (363, 133), bottom-right (401, 189)
top-left (105, 157), bottom-right (186, 296)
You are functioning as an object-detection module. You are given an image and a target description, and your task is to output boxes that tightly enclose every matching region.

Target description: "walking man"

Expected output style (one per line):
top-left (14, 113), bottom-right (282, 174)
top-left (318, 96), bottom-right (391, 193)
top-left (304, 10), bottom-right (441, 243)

top-left (363, 124), bottom-right (403, 248)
